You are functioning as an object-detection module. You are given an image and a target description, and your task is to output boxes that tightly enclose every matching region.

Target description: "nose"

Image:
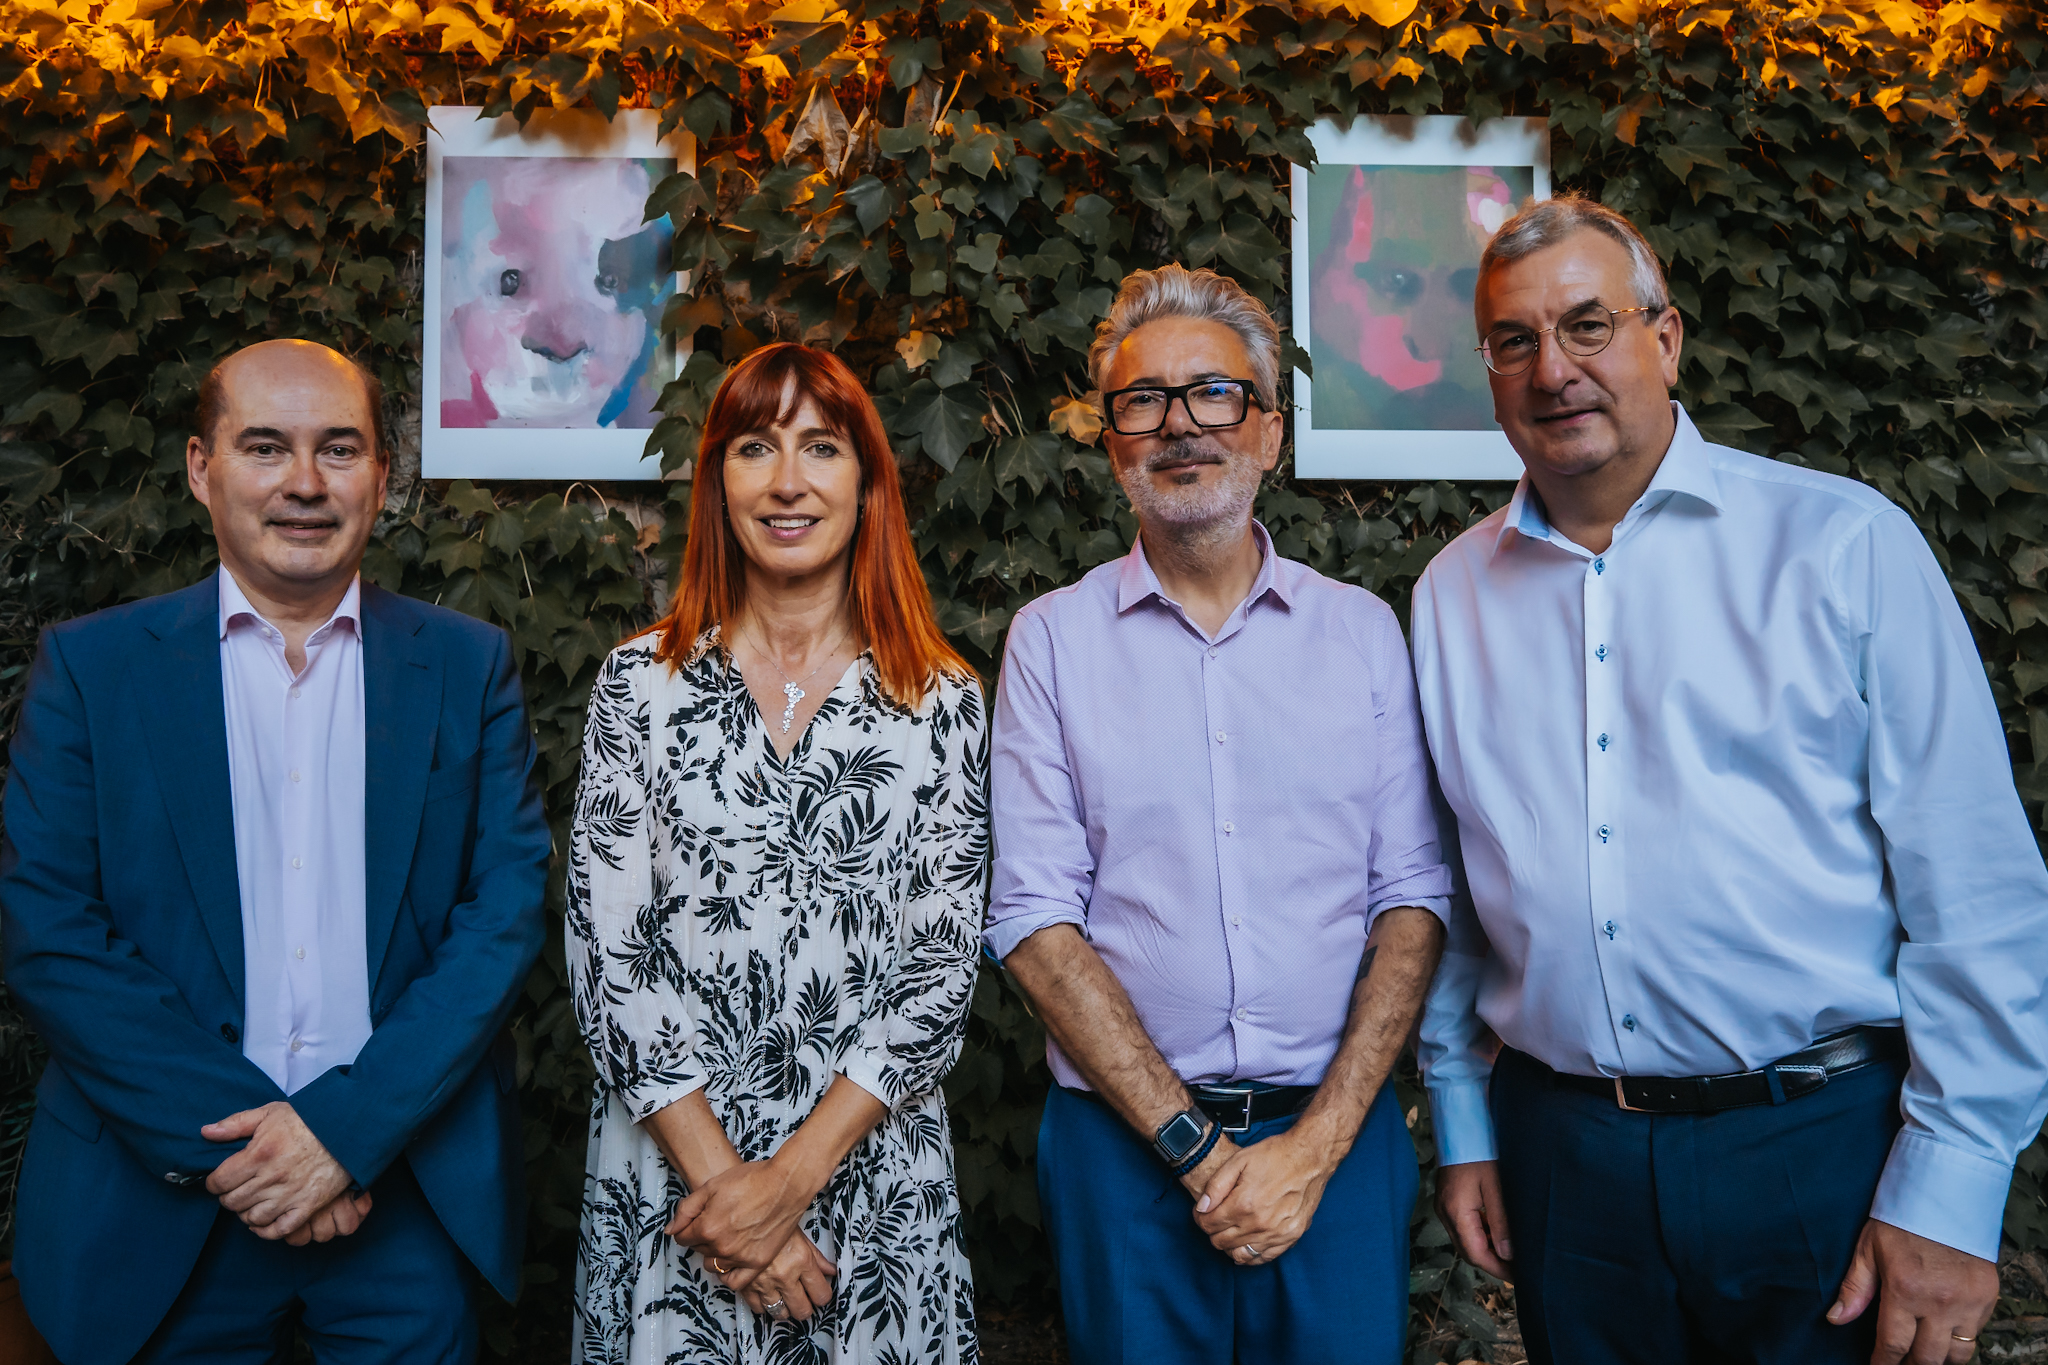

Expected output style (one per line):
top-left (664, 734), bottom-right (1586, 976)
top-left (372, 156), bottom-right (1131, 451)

top-left (281, 448), bottom-right (328, 501)
top-left (521, 329), bottom-right (590, 363)
top-left (1158, 391), bottom-right (1204, 438)
top-left (1406, 288), bottom-right (1459, 363)
top-left (1529, 326), bottom-right (1586, 394)
top-left (767, 449), bottom-right (809, 502)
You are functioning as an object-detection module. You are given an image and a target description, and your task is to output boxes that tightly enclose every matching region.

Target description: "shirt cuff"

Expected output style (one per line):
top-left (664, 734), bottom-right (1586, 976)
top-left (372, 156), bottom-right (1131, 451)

top-left (983, 907), bottom-right (1087, 963)
top-left (1365, 894), bottom-right (1453, 930)
top-left (1869, 1128), bottom-right (2014, 1261)
top-left (1427, 1080), bottom-right (1499, 1167)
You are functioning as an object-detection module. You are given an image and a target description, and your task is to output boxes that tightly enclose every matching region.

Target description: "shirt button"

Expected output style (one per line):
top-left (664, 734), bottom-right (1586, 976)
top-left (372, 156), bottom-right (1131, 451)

top-left (1235, 1008), bottom-right (1248, 1021)
top-left (1231, 915), bottom-right (1242, 927)
top-left (1597, 733), bottom-right (1610, 751)
top-left (289, 686), bottom-right (301, 699)
top-left (295, 946), bottom-right (306, 960)
top-left (1207, 647), bottom-right (1218, 659)
top-left (1595, 644), bottom-right (1609, 662)
top-left (1222, 821), bottom-right (1235, 835)
top-left (220, 1023), bottom-right (240, 1043)
top-left (290, 1037), bottom-right (305, 1053)
top-left (1594, 556), bottom-right (1606, 574)
top-left (1623, 1015), bottom-right (1638, 1032)
top-left (1215, 730), bottom-right (1227, 743)
top-left (290, 769), bottom-right (302, 783)
top-left (291, 856), bottom-right (303, 869)
top-left (1597, 825), bottom-right (1611, 843)
top-left (1603, 920), bottom-right (1617, 940)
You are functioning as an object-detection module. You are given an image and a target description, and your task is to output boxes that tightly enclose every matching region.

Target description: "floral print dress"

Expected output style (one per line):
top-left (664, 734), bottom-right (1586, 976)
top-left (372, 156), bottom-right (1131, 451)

top-left (567, 633), bottom-right (988, 1365)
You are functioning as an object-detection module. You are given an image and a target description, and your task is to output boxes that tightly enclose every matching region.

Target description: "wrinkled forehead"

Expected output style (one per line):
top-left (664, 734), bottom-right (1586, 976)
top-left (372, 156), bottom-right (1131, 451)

top-left (1106, 316), bottom-right (1254, 389)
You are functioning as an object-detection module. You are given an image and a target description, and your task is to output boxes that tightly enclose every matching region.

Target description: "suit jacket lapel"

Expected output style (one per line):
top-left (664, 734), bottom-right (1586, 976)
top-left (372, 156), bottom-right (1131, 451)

top-left (138, 573), bottom-right (247, 1004)
top-left (360, 583), bottom-right (438, 990)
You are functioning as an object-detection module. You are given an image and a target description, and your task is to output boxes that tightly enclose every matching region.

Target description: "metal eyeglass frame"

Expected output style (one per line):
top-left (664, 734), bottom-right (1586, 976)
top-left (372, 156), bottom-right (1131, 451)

top-left (1476, 303), bottom-right (1667, 377)
top-left (1100, 378), bottom-right (1265, 436)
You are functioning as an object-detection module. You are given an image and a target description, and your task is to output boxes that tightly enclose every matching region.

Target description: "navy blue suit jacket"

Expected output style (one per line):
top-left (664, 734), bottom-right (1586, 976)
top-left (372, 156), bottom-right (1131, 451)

top-left (0, 573), bottom-right (550, 1365)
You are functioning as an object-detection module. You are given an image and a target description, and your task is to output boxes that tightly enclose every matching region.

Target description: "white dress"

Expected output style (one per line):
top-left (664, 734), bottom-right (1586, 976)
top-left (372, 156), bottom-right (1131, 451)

top-left (567, 632), bottom-right (988, 1365)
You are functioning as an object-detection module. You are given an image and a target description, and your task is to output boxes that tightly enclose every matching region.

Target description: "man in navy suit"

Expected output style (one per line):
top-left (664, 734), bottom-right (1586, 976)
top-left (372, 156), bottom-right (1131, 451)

top-left (1, 339), bottom-right (550, 1362)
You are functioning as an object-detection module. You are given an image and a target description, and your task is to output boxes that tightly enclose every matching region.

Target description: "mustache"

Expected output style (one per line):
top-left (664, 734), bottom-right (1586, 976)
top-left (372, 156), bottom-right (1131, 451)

top-left (1144, 439), bottom-right (1229, 471)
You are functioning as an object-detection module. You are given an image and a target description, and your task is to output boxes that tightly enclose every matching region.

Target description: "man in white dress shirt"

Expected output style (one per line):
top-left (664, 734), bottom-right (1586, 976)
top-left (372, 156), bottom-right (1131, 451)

top-left (1412, 194), bottom-right (2048, 1365)
top-left (2, 340), bottom-right (549, 1362)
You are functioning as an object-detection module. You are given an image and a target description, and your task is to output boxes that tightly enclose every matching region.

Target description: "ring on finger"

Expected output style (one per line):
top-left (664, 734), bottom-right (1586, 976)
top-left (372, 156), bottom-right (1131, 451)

top-left (1953, 1335), bottom-right (1976, 1343)
top-left (708, 1256), bottom-right (728, 1275)
top-left (768, 1299), bottom-right (792, 1322)
top-left (1240, 1245), bottom-right (1260, 1262)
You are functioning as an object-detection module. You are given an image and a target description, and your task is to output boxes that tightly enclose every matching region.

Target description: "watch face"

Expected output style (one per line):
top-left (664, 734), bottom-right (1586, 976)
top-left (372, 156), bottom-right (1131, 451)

top-left (1156, 1111), bottom-right (1205, 1161)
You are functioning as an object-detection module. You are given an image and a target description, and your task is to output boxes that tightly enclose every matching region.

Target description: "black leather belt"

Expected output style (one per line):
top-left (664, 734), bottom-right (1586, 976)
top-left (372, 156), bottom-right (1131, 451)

top-left (1065, 1082), bottom-right (1316, 1134)
top-left (1552, 1026), bottom-right (1906, 1114)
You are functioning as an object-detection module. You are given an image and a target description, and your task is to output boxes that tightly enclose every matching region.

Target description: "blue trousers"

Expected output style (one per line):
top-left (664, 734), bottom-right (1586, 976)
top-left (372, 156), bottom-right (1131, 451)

top-left (1039, 1083), bottom-right (1415, 1365)
top-left (1493, 1046), bottom-right (1907, 1365)
top-left (130, 1160), bottom-right (478, 1364)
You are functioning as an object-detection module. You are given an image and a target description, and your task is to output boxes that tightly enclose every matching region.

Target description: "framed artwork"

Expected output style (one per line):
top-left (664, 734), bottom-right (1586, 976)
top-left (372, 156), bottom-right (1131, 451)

top-left (1290, 116), bottom-right (1550, 481)
top-left (423, 107), bottom-right (696, 480)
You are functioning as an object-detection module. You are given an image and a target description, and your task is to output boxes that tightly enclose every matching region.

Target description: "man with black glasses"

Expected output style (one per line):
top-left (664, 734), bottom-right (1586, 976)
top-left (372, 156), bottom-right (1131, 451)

top-left (987, 264), bottom-right (1455, 1363)
top-left (1413, 194), bottom-right (2048, 1365)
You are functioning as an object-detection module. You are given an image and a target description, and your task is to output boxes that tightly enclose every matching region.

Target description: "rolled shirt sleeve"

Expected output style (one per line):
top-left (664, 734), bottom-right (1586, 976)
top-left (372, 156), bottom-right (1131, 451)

top-left (985, 610), bottom-right (1096, 963)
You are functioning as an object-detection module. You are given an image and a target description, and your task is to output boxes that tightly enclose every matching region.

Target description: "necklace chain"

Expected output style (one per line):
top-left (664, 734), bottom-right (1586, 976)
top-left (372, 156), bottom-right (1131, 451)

top-left (743, 623), bottom-right (850, 735)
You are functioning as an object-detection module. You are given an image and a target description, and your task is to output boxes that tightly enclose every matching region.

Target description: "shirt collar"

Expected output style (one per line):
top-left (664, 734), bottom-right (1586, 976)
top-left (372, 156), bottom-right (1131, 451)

top-left (1494, 401), bottom-right (1723, 554)
top-left (1116, 518), bottom-right (1294, 615)
top-left (219, 569), bottom-right (363, 642)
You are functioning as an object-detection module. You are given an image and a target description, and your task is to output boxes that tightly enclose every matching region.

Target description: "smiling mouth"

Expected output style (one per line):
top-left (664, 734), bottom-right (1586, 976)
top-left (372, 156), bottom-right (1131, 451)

top-left (762, 516), bottom-right (820, 531)
top-left (271, 517), bottom-right (339, 534)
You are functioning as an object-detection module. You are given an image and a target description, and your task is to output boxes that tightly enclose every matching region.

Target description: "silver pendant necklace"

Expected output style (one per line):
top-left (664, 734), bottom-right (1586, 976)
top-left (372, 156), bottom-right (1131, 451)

top-left (745, 624), bottom-right (850, 734)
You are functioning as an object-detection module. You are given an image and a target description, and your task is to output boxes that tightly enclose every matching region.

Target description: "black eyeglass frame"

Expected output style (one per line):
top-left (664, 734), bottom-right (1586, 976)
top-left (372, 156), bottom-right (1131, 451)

top-left (1099, 378), bottom-right (1266, 436)
top-left (1475, 303), bottom-right (1667, 377)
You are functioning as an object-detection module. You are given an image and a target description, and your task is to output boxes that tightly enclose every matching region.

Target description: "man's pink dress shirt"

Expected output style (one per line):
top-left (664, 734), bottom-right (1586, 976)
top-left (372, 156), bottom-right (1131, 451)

top-left (218, 571), bottom-right (370, 1096)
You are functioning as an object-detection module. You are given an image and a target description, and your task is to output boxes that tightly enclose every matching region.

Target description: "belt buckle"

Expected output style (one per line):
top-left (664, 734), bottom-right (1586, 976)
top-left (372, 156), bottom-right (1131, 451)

top-left (1206, 1085), bottom-right (1256, 1134)
top-left (1613, 1078), bottom-right (1649, 1113)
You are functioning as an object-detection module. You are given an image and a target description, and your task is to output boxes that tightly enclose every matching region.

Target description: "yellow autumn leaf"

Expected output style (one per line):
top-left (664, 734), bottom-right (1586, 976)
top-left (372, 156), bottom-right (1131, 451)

top-left (1355, 0), bottom-right (1418, 27)
top-left (1874, 84), bottom-right (1906, 108)
top-left (1381, 54), bottom-right (1424, 85)
top-left (1430, 23), bottom-right (1485, 63)
top-left (896, 330), bottom-right (942, 370)
top-left (1049, 394), bottom-right (1104, 447)
top-left (1872, 0), bottom-right (1927, 33)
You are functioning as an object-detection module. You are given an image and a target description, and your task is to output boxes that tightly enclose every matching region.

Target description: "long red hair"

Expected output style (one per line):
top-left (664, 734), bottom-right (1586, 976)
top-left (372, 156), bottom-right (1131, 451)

top-left (648, 342), bottom-right (971, 707)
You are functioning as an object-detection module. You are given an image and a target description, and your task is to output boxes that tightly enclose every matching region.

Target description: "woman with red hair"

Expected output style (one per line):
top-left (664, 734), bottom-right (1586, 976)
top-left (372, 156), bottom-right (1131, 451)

top-left (567, 343), bottom-right (987, 1363)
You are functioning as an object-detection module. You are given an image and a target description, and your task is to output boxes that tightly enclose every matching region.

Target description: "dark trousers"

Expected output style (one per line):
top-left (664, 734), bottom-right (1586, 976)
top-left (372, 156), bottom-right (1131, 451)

top-left (1493, 1046), bottom-right (1906, 1365)
top-left (1038, 1082), bottom-right (1416, 1365)
top-left (130, 1160), bottom-right (478, 1365)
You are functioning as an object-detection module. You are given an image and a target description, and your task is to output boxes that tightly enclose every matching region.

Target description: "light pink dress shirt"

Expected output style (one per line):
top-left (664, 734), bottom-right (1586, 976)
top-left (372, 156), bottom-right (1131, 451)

top-left (219, 571), bottom-right (371, 1096)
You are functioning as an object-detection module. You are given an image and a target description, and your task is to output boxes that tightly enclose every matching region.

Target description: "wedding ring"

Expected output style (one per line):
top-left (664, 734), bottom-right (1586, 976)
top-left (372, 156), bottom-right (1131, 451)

top-left (708, 1256), bottom-right (728, 1275)
top-left (1240, 1245), bottom-right (1260, 1261)
top-left (1953, 1334), bottom-right (1977, 1343)
top-left (768, 1299), bottom-right (792, 1321)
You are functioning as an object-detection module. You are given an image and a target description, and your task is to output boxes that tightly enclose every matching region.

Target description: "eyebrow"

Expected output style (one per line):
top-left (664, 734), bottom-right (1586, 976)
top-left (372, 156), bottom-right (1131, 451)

top-left (1113, 370), bottom-right (1236, 389)
top-left (1484, 296), bottom-right (1609, 331)
top-left (234, 426), bottom-right (366, 445)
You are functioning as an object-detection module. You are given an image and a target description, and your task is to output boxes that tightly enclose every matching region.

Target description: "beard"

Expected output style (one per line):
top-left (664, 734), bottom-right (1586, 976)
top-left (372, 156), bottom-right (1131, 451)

top-left (1118, 437), bottom-right (1266, 532)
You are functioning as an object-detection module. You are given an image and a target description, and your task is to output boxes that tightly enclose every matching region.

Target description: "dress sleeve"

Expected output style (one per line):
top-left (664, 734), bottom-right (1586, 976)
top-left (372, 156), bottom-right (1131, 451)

top-left (567, 648), bottom-right (709, 1120)
top-left (840, 677), bottom-right (991, 1110)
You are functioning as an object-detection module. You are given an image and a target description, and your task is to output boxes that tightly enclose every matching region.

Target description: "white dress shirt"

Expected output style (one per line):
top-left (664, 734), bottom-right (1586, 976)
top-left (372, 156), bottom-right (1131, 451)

top-left (1412, 403), bottom-right (2048, 1260)
top-left (220, 571), bottom-right (371, 1096)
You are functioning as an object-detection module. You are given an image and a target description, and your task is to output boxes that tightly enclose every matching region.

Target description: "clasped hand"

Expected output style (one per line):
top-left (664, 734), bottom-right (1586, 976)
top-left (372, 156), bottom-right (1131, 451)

top-left (668, 1159), bottom-right (839, 1322)
top-left (1186, 1127), bottom-right (1341, 1268)
top-left (203, 1101), bottom-right (369, 1246)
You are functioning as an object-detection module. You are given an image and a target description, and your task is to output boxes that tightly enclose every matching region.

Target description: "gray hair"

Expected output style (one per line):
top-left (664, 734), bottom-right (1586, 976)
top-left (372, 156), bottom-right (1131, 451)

top-left (1480, 192), bottom-right (1671, 313)
top-left (1088, 264), bottom-right (1281, 412)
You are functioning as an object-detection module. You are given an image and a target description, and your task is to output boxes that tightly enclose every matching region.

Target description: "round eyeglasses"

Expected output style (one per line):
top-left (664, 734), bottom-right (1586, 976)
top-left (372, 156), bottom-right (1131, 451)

top-left (1101, 379), bottom-right (1262, 436)
top-left (1477, 303), bottom-right (1666, 377)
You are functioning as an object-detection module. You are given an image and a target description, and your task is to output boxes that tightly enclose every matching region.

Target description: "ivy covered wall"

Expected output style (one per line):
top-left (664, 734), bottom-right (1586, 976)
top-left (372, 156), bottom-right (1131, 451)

top-left (1, 0), bottom-right (2043, 1357)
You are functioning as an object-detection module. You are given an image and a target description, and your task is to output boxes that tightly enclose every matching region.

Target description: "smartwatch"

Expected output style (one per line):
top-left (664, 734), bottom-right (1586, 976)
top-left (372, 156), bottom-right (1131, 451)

top-left (1152, 1109), bottom-right (1212, 1167)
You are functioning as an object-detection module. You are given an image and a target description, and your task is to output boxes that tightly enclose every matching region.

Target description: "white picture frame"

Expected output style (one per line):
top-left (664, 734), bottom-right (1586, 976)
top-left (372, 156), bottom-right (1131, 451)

top-left (423, 106), bottom-right (696, 481)
top-left (1290, 115), bottom-right (1550, 481)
